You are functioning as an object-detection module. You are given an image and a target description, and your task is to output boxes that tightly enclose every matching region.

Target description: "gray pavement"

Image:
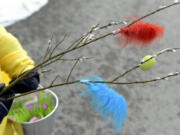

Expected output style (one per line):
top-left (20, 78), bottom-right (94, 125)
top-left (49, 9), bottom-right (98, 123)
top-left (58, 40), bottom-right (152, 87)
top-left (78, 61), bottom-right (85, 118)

top-left (6, 0), bottom-right (180, 135)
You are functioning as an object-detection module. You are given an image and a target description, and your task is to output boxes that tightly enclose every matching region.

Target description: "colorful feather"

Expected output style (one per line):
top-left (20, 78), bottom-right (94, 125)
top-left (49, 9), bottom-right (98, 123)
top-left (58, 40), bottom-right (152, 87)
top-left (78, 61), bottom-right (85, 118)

top-left (116, 21), bottom-right (164, 47)
top-left (80, 76), bottom-right (128, 133)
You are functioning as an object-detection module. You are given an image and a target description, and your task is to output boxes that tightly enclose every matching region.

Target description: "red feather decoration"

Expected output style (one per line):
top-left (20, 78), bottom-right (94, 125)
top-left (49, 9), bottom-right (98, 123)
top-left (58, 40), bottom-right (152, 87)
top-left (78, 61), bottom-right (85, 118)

top-left (116, 21), bottom-right (164, 47)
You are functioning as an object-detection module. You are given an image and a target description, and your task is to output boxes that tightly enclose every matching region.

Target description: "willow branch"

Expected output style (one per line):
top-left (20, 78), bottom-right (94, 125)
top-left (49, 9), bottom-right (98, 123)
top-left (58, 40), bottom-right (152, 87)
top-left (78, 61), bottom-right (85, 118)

top-left (91, 71), bottom-right (180, 84)
top-left (8, 70), bottom-right (180, 100)
top-left (155, 47), bottom-right (180, 56)
top-left (50, 75), bottom-right (61, 86)
top-left (7, 46), bottom-right (180, 98)
top-left (111, 65), bottom-right (140, 82)
top-left (66, 57), bottom-right (81, 82)
top-left (2, 2), bottom-right (180, 96)
top-left (111, 47), bottom-right (180, 82)
top-left (60, 57), bottom-right (92, 61)
top-left (98, 21), bottom-right (127, 30)
top-left (127, 1), bottom-right (180, 27)
top-left (49, 34), bottom-right (67, 57)
top-left (66, 24), bottom-right (99, 50)
top-left (8, 80), bottom-right (79, 100)
top-left (43, 34), bottom-right (54, 60)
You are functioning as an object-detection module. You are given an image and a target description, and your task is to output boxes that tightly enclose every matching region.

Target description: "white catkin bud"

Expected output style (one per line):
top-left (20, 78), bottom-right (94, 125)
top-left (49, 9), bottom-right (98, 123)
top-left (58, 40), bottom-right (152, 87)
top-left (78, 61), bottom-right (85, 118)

top-left (48, 40), bottom-right (51, 45)
top-left (92, 25), bottom-right (98, 29)
top-left (87, 34), bottom-right (95, 40)
top-left (175, 72), bottom-right (179, 74)
top-left (94, 27), bottom-right (99, 31)
top-left (168, 73), bottom-right (174, 76)
top-left (159, 5), bottom-right (166, 9)
top-left (122, 21), bottom-right (128, 25)
top-left (156, 77), bottom-right (161, 80)
top-left (110, 22), bottom-right (116, 25)
top-left (172, 49), bottom-right (177, 52)
top-left (79, 57), bottom-right (87, 61)
top-left (80, 79), bottom-right (89, 83)
top-left (112, 29), bottom-right (121, 35)
top-left (140, 60), bottom-right (144, 63)
top-left (164, 78), bottom-right (169, 81)
top-left (174, 0), bottom-right (179, 3)
top-left (159, 48), bottom-right (168, 53)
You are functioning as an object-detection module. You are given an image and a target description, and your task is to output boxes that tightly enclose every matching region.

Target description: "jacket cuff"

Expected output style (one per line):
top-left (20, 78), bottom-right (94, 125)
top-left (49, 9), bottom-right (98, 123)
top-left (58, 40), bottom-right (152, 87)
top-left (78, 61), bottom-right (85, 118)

top-left (0, 102), bottom-right (8, 123)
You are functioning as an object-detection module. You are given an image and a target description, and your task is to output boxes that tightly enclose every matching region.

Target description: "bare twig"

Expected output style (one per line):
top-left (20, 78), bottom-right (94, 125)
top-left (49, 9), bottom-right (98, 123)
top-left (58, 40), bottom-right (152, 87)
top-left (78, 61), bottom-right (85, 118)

top-left (8, 80), bottom-right (79, 100)
top-left (49, 34), bottom-right (67, 58)
top-left (66, 57), bottom-right (81, 82)
top-left (65, 57), bottom-right (92, 82)
top-left (127, 1), bottom-right (180, 27)
top-left (43, 33), bottom-right (54, 60)
top-left (66, 36), bottom-right (85, 50)
top-left (60, 57), bottom-right (93, 61)
top-left (50, 75), bottom-right (61, 86)
top-left (155, 48), bottom-right (180, 56)
top-left (99, 21), bottom-right (128, 30)
top-left (66, 24), bottom-right (99, 50)
top-left (91, 72), bottom-right (180, 85)
top-left (111, 65), bottom-right (140, 82)
top-left (40, 69), bottom-right (52, 74)
top-left (78, 24), bottom-right (99, 45)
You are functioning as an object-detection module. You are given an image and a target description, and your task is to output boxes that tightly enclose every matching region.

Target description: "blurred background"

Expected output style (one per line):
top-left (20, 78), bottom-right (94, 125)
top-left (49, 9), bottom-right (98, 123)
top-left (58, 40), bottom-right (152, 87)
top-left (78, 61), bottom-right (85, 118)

top-left (3, 0), bottom-right (180, 134)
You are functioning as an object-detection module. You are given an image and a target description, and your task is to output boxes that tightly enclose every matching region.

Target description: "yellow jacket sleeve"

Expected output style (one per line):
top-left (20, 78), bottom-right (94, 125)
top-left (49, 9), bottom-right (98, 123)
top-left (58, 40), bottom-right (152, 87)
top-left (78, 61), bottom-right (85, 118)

top-left (0, 25), bottom-right (34, 79)
top-left (0, 29), bottom-right (25, 135)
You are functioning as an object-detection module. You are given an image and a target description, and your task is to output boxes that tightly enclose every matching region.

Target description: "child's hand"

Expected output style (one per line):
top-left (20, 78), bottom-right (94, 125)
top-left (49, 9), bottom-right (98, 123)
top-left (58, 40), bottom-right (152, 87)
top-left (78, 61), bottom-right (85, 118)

top-left (10, 71), bottom-right (40, 93)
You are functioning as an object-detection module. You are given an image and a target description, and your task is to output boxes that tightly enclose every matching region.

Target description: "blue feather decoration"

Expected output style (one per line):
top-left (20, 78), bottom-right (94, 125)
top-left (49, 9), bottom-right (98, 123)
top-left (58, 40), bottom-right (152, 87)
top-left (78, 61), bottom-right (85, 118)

top-left (80, 76), bottom-right (128, 133)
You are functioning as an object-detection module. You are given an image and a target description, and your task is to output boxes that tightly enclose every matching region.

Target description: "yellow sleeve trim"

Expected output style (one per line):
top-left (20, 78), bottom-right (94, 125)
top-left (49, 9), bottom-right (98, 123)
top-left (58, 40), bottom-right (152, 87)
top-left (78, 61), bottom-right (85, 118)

top-left (0, 117), bottom-right (8, 135)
